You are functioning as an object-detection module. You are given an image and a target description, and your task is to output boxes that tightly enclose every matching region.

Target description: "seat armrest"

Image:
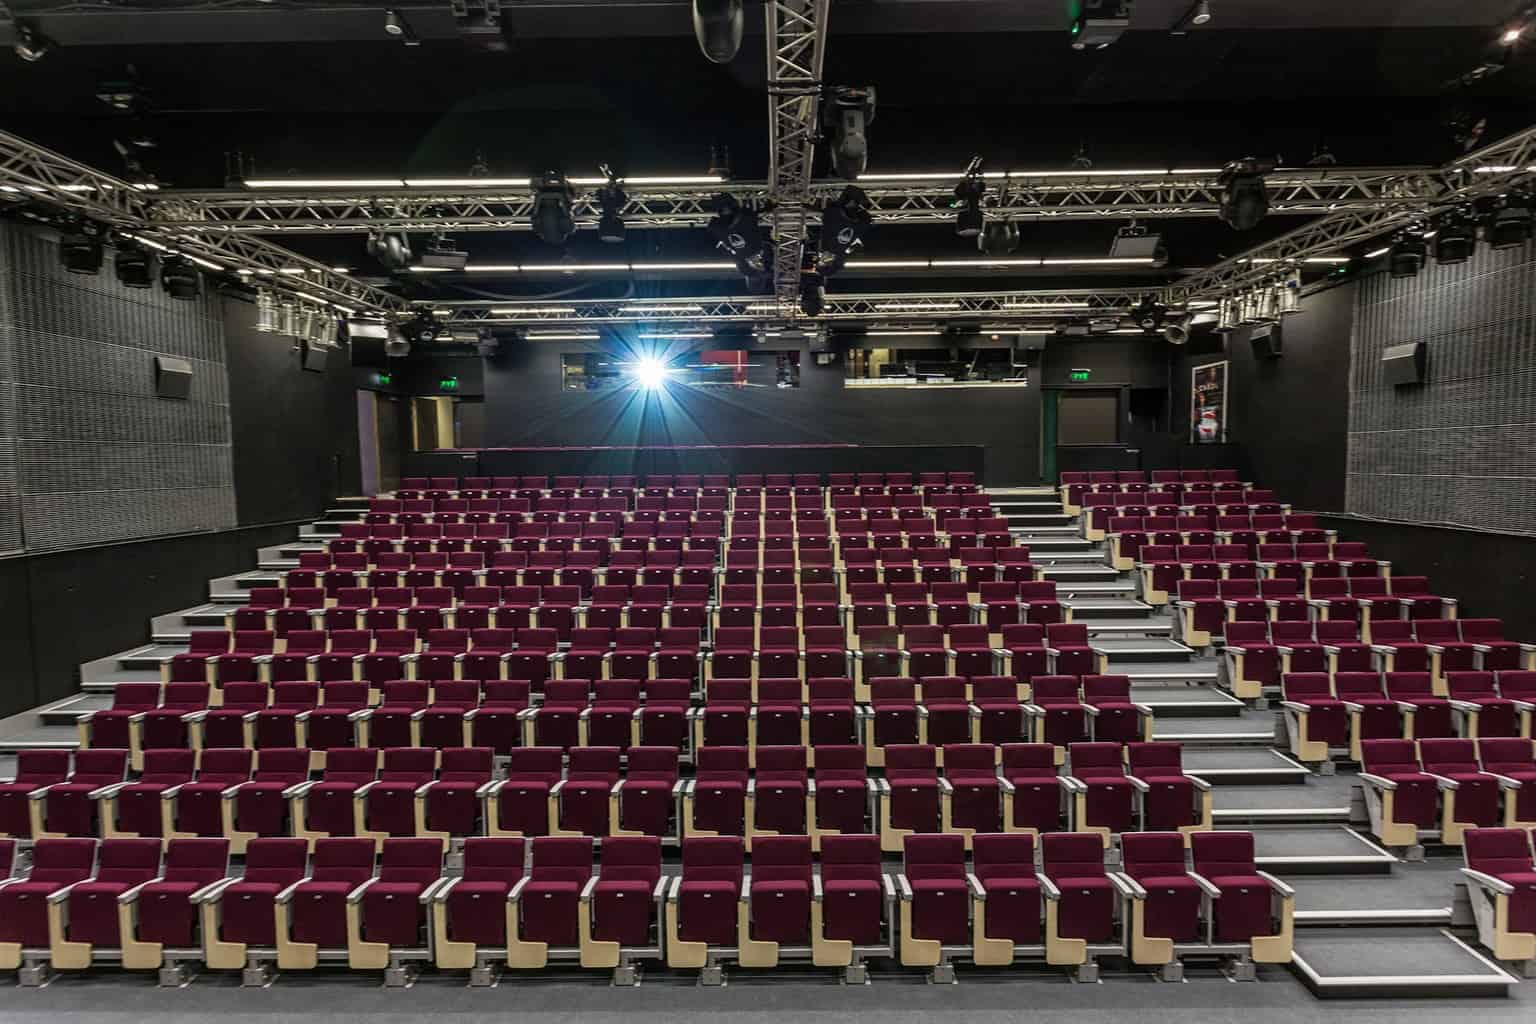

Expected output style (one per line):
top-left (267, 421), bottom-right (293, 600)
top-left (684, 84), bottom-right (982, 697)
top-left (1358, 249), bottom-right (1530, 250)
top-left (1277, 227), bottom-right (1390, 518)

top-left (431, 877), bottom-right (462, 904)
top-left (507, 876), bottom-right (531, 904)
top-left (1126, 776), bottom-right (1150, 792)
top-left (579, 876), bottom-right (600, 903)
top-left (415, 780), bottom-right (438, 797)
top-left (550, 779), bottom-right (567, 797)
top-left (221, 781), bottom-right (252, 799)
top-left (1341, 701), bottom-right (1365, 713)
top-left (1488, 773), bottom-right (1523, 790)
top-left (1279, 701), bottom-right (1311, 714)
top-left (895, 874), bottom-right (914, 901)
top-left (274, 876), bottom-right (314, 905)
top-left (346, 877), bottom-right (380, 904)
top-left (1255, 871), bottom-right (1295, 898)
top-left (652, 876), bottom-right (669, 901)
top-left (418, 877), bottom-right (451, 905)
top-left (348, 708), bottom-right (372, 722)
top-left (1190, 775), bottom-right (1213, 792)
top-left (1058, 775), bottom-right (1085, 794)
top-left (666, 876), bottom-right (682, 904)
top-left (1448, 700), bottom-right (1481, 713)
top-left (998, 777), bottom-right (1015, 794)
top-left (117, 875), bottom-right (167, 905)
top-left (811, 874), bottom-right (824, 902)
top-left (190, 876), bottom-right (242, 905)
top-left (1035, 872), bottom-right (1061, 901)
top-left (47, 878), bottom-right (96, 904)
top-left (354, 779), bottom-right (382, 797)
top-left (965, 872), bottom-right (986, 900)
top-left (90, 781), bottom-right (133, 800)
top-left (1109, 872), bottom-right (1143, 899)
top-left (1188, 871), bottom-right (1223, 899)
top-left (476, 779), bottom-right (505, 798)
top-left (1356, 772), bottom-right (1395, 790)
top-left (1461, 868), bottom-right (1516, 896)
top-left (1425, 772), bottom-right (1459, 790)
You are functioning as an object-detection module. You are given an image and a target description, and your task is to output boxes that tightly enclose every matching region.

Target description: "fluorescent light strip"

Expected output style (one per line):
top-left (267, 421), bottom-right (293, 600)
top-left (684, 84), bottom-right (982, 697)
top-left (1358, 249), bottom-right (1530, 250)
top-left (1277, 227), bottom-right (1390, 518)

top-left (638, 332), bottom-right (713, 339)
top-left (627, 304), bottom-right (705, 313)
top-left (245, 178), bottom-right (406, 188)
top-left (402, 177), bottom-right (529, 188)
top-left (1471, 165), bottom-right (1536, 173)
top-left (856, 168), bottom-right (1219, 182)
top-left (999, 301), bottom-right (1092, 310)
top-left (636, 262), bottom-right (735, 271)
top-left (844, 259), bottom-right (931, 269)
top-left (875, 302), bottom-right (963, 310)
top-left (489, 306), bottom-right (578, 315)
top-left (526, 332), bottom-right (600, 341)
top-left (1037, 257), bottom-right (1157, 266)
top-left (1364, 246), bottom-right (1391, 259)
top-left (1245, 256), bottom-right (1350, 264)
top-left (186, 255), bottom-right (224, 272)
top-left (865, 330), bottom-right (944, 336)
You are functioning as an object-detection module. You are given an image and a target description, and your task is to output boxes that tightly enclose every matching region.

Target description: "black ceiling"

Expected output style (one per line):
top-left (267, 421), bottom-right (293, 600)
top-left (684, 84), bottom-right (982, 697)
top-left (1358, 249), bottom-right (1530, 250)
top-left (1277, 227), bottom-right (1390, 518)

top-left (3, 0), bottom-right (1535, 302)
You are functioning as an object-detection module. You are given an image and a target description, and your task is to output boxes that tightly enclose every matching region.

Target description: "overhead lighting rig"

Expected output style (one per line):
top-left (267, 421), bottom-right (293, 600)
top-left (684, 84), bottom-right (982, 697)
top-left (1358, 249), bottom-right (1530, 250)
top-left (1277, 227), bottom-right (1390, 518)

top-left (953, 157), bottom-right (986, 238)
top-left (59, 221), bottom-right (106, 275)
top-left (1111, 222), bottom-right (1168, 266)
top-left (596, 165), bottom-right (628, 244)
top-left (693, 0), bottom-right (745, 62)
top-left (530, 171), bottom-right (576, 247)
top-left (816, 185), bottom-right (871, 274)
top-left (13, 20), bottom-right (53, 62)
top-left (1433, 206), bottom-right (1476, 264)
top-left (823, 86), bottom-right (876, 181)
top-left (367, 230), bottom-right (413, 271)
top-left (1218, 158), bottom-right (1272, 231)
top-left (1482, 191), bottom-right (1534, 248)
top-left (1388, 227), bottom-right (1428, 279)
top-left (1071, 0), bottom-right (1133, 50)
top-left (706, 193), bottom-right (773, 289)
top-left (418, 233), bottom-right (469, 271)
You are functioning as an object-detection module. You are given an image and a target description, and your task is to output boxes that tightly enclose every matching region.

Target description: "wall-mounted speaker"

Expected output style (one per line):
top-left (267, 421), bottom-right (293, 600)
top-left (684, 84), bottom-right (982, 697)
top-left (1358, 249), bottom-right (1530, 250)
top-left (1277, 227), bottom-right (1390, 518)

top-left (301, 341), bottom-right (329, 373)
top-left (1381, 341), bottom-right (1426, 386)
top-left (154, 355), bottom-right (192, 399)
top-left (1248, 323), bottom-right (1283, 360)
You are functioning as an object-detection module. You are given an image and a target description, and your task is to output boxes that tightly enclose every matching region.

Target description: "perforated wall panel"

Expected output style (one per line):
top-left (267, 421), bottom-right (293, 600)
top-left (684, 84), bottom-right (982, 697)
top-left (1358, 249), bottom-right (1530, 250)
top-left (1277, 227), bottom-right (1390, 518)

top-left (1348, 241), bottom-right (1536, 536)
top-left (0, 223), bottom-right (236, 550)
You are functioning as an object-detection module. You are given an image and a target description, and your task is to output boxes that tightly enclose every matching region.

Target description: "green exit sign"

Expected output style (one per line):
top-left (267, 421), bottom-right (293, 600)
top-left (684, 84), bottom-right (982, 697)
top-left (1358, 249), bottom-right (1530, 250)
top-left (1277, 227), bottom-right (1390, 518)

top-left (439, 377), bottom-right (459, 391)
top-left (1069, 369), bottom-right (1091, 382)
top-left (376, 373), bottom-right (393, 385)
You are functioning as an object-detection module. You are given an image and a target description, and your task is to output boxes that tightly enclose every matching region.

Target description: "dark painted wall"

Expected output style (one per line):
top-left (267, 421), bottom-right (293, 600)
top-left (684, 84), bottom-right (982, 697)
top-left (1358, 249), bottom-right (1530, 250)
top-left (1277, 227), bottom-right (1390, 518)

top-left (225, 297), bottom-right (363, 523)
top-left (1176, 283), bottom-right (1354, 511)
top-left (0, 521), bottom-right (301, 715)
top-left (1318, 515), bottom-right (1536, 640)
top-left (480, 342), bottom-right (1044, 483)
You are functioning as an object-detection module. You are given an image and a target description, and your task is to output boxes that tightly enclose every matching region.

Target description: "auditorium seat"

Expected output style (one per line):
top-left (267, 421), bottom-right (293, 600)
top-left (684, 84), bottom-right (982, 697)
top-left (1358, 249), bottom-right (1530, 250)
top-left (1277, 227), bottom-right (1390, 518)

top-left (1126, 742), bottom-right (1213, 836)
top-left (610, 747), bottom-right (678, 839)
top-left (290, 747), bottom-right (379, 843)
top-left (98, 748), bottom-right (195, 838)
top-left (1064, 742), bottom-right (1135, 842)
top-left (225, 747), bottom-right (309, 853)
top-left (484, 747), bottom-right (564, 838)
top-left (809, 745), bottom-right (872, 845)
top-left (1029, 675), bottom-right (1089, 759)
top-left (356, 747), bottom-right (437, 844)
top-left (941, 743), bottom-right (1002, 841)
top-left (1478, 737), bottom-right (1536, 827)
top-left (1082, 675), bottom-right (1152, 743)
top-left (1419, 738), bottom-right (1505, 845)
top-left (1118, 831), bottom-right (1201, 969)
top-left (431, 836), bottom-right (524, 971)
top-left (814, 834), bottom-right (892, 972)
top-left (665, 836), bottom-right (744, 971)
top-left (1358, 738), bottom-right (1439, 848)
top-left (1039, 831), bottom-right (1120, 971)
top-left (685, 745), bottom-right (749, 838)
top-left (1188, 831), bottom-right (1295, 963)
top-left (896, 833), bottom-right (969, 968)
top-left (1460, 828), bottom-right (1536, 963)
top-left (1278, 673), bottom-right (1347, 766)
top-left (1447, 671), bottom-right (1521, 739)
top-left (878, 744), bottom-right (940, 852)
top-left (117, 837), bottom-right (230, 972)
top-left (0, 838), bottom-right (97, 970)
top-left (30, 749), bottom-right (129, 839)
top-left (273, 837), bottom-right (378, 970)
top-left (76, 683), bottom-right (158, 754)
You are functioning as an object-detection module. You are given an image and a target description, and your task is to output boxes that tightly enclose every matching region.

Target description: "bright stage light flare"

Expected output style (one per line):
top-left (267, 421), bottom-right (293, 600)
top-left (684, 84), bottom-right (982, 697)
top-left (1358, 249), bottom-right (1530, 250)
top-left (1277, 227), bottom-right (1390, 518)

top-left (633, 357), bottom-right (668, 390)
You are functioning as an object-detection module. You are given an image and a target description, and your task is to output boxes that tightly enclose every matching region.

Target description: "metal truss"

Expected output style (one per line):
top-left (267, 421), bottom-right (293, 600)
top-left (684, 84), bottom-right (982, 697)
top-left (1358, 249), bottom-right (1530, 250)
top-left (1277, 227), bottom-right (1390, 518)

top-left (0, 130), bottom-right (406, 311)
top-left (144, 166), bottom-right (1438, 234)
top-left (765, 0), bottom-right (830, 310)
top-left (1167, 125), bottom-right (1536, 302)
top-left (429, 288), bottom-right (1144, 326)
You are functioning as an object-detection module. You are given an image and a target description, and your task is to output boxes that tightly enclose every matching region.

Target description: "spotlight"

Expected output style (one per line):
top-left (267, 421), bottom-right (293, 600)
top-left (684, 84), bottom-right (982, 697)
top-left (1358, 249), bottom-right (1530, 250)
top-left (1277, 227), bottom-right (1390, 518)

top-left (385, 326), bottom-right (412, 358)
top-left (1388, 228), bottom-right (1427, 279)
top-left (1192, 0), bottom-right (1212, 25)
top-left (707, 144), bottom-right (731, 179)
top-left (367, 230), bottom-right (413, 271)
top-left (1131, 296), bottom-right (1166, 332)
top-left (530, 172), bottom-right (576, 246)
top-left (1218, 158), bottom-right (1270, 231)
top-left (953, 157), bottom-right (986, 238)
top-left (1071, 0), bottom-right (1130, 49)
top-left (1502, 25), bottom-right (1525, 46)
top-left (159, 255), bottom-right (201, 300)
top-left (1433, 207), bottom-right (1476, 264)
top-left (693, 0), bottom-right (744, 63)
top-left (596, 166), bottom-right (627, 244)
top-left (1162, 314), bottom-right (1192, 345)
top-left (1484, 193), bottom-right (1535, 249)
top-left (113, 238), bottom-right (155, 288)
top-left (800, 274), bottom-right (826, 317)
top-left (405, 313), bottom-right (444, 343)
top-left (383, 9), bottom-right (420, 45)
top-left (824, 86), bottom-right (876, 180)
top-left (979, 220), bottom-right (1019, 256)
top-left (818, 185), bottom-right (871, 271)
top-left (633, 357), bottom-right (668, 390)
top-left (13, 21), bottom-right (52, 62)
top-left (706, 193), bottom-right (771, 284)
top-left (475, 328), bottom-right (501, 358)
top-left (1111, 222), bottom-right (1168, 266)
top-left (59, 222), bottom-right (105, 275)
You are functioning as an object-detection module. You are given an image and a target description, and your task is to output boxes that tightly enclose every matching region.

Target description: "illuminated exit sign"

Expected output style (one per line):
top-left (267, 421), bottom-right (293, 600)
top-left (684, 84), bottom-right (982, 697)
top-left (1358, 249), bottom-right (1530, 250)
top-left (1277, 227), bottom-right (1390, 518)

top-left (1069, 369), bottom-right (1091, 382)
top-left (439, 377), bottom-right (459, 391)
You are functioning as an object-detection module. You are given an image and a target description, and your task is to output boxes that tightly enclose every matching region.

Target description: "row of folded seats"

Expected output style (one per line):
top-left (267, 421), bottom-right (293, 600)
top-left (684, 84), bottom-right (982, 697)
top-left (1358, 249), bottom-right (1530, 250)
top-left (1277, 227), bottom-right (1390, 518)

top-left (404, 471), bottom-right (979, 487)
top-left (230, 577), bottom-right (1067, 641)
top-left (3, 741), bottom-right (1206, 854)
top-left (1173, 578), bottom-right (1459, 651)
top-left (359, 497), bottom-right (999, 529)
top-left (1110, 523), bottom-right (1339, 573)
top-left (78, 667), bottom-right (1152, 767)
top-left (1224, 619), bottom-right (1534, 703)
top-left (1281, 672), bottom-right (1536, 757)
top-left (0, 828), bottom-right (1292, 981)
top-left (1060, 470), bottom-right (1247, 515)
top-left (1357, 739), bottom-right (1536, 848)
top-left (1137, 542), bottom-right (1383, 605)
top-left (1081, 493), bottom-right (1284, 541)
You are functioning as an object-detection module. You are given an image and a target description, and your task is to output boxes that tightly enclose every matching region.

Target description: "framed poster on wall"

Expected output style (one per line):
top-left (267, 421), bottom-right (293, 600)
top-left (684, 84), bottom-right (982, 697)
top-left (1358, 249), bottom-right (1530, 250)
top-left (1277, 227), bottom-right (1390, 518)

top-left (1190, 359), bottom-right (1229, 444)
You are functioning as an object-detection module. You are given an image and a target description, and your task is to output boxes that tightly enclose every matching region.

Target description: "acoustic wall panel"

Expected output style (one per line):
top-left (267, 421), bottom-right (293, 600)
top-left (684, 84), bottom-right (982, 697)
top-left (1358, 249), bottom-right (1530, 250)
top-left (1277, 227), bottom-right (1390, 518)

top-left (1348, 241), bottom-right (1536, 536)
top-left (0, 238), bottom-right (22, 555)
top-left (0, 223), bottom-right (236, 550)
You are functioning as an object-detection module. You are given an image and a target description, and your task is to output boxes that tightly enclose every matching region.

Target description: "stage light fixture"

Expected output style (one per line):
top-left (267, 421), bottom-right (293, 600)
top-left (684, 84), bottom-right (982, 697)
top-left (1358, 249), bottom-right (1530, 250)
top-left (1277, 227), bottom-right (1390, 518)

top-left (1071, 0), bottom-right (1130, 49)
top-left (383, 9), bottom-right (420, 45)
top-left (1110, 222), bottom-right (1168, 266)
top-left (979, 219), bottom-right (1019, 256)
top-left (1388, 228), bottom-right (1427, 279)
top-left (476, 328), bottom-right (501, 358)
top-left (530, 172), bottom-right (577, 246)
top-left (818, 185), bottom-right (872, 272)
top-left (1483, 193), bottom-right (1534, 249)
top-left (59, 223), bottom-right (105, 275)
top-left (1162, 313), bottom-right (1192, 345)
top-left (706, 193), bottom-right (771, 285)
top-left (800, 274), bottom-right (826, 317)
top-left (596, 166), bottom-right (627, 244)
top-left (419, 234), bottom-right (469, 271)
top-left (1218, 158), bottom-right (1270, 231)
top-left (13, 21), bottom-right (52, 62)
top-left (385, 326), bottom-right (412, 358)
top-left (693, 0), bottom-right (743, 63)
top-left (1433, 207), bottom-right (1476, 264)
top-left (824, 86), bottom-right (876, 180)
top-left (1192, 1), bottom-right (1212, 25)
top-left (1131, 296), bottom-right (1166, 332)
top-left (633, 357), bottom-right (668, 390)
top-left (111, 237), bottom-right (155, 288)
top-left (367, 230), bottom-right (413, 271)
top-left (953, 157), bottom-right (986, 238)
top-left (159, 255), bottom-right (201, 300)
